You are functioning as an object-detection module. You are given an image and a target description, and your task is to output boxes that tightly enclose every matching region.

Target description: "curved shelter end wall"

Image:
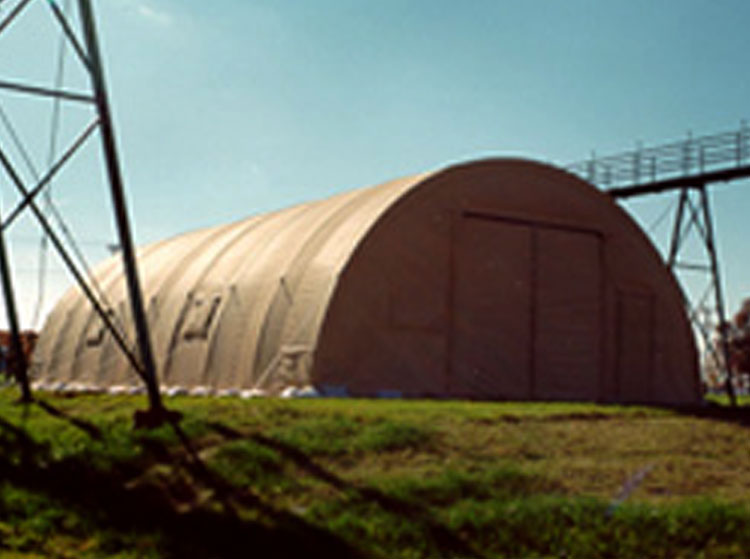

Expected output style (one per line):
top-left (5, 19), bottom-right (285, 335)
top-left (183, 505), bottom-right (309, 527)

top-left (313, 159), bottom-right (699, 404)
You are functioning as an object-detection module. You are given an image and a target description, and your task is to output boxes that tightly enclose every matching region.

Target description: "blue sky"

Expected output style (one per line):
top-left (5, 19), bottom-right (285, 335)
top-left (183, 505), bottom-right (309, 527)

top-left (0, 0), bottom-right (748, 329)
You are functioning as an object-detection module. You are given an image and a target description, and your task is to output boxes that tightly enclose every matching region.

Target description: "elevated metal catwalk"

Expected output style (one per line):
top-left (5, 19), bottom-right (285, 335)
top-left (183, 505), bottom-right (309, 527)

top-left (568, 125), bottom-right (750, 196)
top-left (569, 125), bottom-right (750, 405)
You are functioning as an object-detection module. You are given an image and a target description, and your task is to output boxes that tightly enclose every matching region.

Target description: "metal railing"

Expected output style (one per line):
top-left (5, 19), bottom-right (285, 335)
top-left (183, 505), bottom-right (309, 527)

top-left (568, 123), bottom-right (750, 189)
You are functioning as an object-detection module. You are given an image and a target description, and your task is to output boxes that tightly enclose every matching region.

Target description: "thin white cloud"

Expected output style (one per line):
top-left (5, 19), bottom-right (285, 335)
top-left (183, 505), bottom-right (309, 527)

top-left (136, 3), bottom-right (172, 27)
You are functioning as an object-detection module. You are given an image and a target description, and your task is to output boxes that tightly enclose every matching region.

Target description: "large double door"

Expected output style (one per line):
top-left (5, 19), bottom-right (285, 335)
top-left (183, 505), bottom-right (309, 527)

top-left (451, 214), bottom-right (603, 400)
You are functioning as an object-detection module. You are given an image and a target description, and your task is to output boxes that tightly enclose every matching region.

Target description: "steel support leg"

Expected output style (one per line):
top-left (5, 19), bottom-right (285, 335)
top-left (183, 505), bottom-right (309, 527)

top-left (77, 0), bottom-right (164, 415)
top-left (698, 185), bottom-right (737, 406)
top-left (0, 205), bottom-right (31, 402)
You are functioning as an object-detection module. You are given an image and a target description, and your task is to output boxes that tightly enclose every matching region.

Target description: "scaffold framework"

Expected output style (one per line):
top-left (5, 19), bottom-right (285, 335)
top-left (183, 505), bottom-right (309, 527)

top-left (0, 0), bottom-right (165, 416)
top-left (569, 124), bottom-right (750, 406)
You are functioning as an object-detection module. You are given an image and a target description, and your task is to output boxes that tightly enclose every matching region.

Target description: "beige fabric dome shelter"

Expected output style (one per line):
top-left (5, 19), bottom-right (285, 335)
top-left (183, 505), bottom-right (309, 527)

top-left (32, 159), bottom-right (700, 404)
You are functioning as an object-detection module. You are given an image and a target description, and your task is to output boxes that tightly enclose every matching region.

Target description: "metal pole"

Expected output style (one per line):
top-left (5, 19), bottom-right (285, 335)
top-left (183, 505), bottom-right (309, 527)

top-left (0, 204), bottom-right (31, 402)
top-left (698, 185), bottom-right (737, 406)
top-left (77, 0), bottom-right (164, 413)
top-left (667, 189), bottom-right (688, 269)
top-left (0, 145), bottom-right (145, 381)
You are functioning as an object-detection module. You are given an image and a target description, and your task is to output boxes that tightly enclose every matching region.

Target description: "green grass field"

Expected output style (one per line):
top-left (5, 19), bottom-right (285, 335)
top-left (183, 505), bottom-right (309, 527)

top-left (1, 386), bottom-right (749, 558)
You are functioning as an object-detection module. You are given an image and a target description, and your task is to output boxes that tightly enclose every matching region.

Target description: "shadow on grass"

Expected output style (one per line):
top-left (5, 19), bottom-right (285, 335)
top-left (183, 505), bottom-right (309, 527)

top-left (672, 401), bottom-right (750, 428)
top-left (0, 415), bottom-right (368, 559)
top-left (35, 399), bottom-right (104, 440)
top-left (207, 421), bottom-right (487, 559)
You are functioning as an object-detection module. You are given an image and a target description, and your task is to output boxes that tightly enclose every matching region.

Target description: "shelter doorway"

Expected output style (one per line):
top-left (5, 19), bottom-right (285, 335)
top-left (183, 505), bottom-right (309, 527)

top-left (451, 213), bottom-right (603, 400)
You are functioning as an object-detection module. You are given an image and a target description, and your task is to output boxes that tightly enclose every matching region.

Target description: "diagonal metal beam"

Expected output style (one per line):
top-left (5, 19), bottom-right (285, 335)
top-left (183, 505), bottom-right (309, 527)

top-left (667, 189), bottom-right (688, 268)
top-left (0, 102), bottom-right (38, 180)
top-left (0, 144), bottom-right (147, 381)
top-left (684, 191), bottom-right (708, 242)
top-left (691, 282), bottom-right (716, 316)
top-left (689, 303), bottom-right (723, 376)
top-left (46, 0), bottom-right (92, 72)
top-left (0, 0), bottom-right (33, 37)
top-left (0, 103), bottom-right (123, 335)
top-left (0, 79), bottom-right (95, 103)
top-left (1, 117), bottom-right (100, 231)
